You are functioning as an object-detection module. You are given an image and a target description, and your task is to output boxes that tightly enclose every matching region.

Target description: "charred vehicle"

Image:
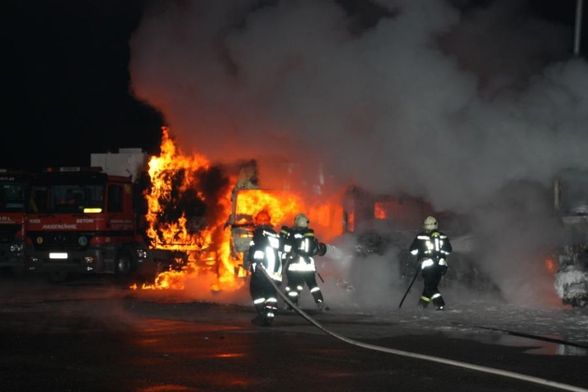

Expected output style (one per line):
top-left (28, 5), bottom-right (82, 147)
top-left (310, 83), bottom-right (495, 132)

top-left (25, 167), bottom-right (166, 281)
top-left (0, 169), bottom-right (30, 274)
top-left (344, 186), bottom-right (495, 292)
top-left (553, 169), bottom-right (588, 307)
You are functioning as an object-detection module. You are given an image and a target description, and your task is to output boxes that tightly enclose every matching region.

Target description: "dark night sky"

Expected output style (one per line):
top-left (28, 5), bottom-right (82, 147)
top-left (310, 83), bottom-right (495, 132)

top-left (4, 0), bottom-right (164, 170)
top-left (2, 0), bottom-right (585, 170)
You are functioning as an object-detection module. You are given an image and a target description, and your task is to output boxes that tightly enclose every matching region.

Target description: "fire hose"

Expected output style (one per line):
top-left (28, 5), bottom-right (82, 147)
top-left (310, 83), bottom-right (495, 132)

top-left (256, 265), bottom-right (588, 392)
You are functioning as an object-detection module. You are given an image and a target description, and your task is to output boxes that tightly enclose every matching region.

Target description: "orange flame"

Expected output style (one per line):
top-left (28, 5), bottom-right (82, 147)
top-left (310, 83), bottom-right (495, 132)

top-left (136, 127), bottom-right (237, 290)
top-left (234, 189), bottom-right (301, 227)
top-left (374, 202), bottom-right (387, 220)
top-left (145, 127), bottom-right (211, 251)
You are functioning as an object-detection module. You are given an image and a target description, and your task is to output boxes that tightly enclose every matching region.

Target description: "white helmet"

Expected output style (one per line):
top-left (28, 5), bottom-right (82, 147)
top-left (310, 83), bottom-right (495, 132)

top-left (294, 213), bottom-right (310, 228)
top-left (423, 216), bottom-right (438, 231)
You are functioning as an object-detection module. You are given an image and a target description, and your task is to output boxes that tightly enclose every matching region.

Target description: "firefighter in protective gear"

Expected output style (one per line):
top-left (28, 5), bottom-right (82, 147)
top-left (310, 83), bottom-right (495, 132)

top-left (245, 210), bottom-right (282, 326)
top-left (409, 216), bottom-right (452, 310)
top-left (281, 213), bottom-right (328, 310)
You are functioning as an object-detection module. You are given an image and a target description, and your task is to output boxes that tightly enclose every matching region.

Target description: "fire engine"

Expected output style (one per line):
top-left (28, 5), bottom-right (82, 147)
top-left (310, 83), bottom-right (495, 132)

top-left (25, 165), bottom-right (169, 282)
top-left (0, 169), bottom-right (30, 274)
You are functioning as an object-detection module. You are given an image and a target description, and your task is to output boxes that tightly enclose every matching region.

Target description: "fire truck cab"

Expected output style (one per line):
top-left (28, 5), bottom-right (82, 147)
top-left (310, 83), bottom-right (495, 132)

top-left (0, 169), bottom-right (30, 274)
top-left (25, 167), bottom-right (154, 280)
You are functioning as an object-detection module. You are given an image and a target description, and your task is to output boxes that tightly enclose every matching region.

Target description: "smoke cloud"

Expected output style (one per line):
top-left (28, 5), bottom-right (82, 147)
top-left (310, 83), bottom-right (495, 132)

top-left (129, 0), bottom-right (588, 307)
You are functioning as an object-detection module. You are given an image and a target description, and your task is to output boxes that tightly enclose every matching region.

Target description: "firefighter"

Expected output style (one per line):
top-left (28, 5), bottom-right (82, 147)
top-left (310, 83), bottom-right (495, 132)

top-left (244, 210), bottom-right (282, 326)
top-left (281, 213), bottom-right (328, 310)
top-left (409, 216), bottom-right (452, 310)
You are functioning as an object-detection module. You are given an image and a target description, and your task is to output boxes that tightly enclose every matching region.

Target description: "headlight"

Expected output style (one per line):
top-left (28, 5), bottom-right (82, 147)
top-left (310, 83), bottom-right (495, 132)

top-left (78, 236), bottom-right (88, 247)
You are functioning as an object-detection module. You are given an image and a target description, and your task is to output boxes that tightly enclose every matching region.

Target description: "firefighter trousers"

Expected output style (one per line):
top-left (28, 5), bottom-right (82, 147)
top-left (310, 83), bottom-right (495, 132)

top-left (249, 269), bottom-right (279, 320)
top-left (285, 270), bottom-right (324, 305)
top-left (420, 265), bottom-right (447, 308)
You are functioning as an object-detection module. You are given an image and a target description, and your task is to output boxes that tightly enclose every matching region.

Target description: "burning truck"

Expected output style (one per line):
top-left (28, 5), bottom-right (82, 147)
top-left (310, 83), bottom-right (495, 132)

top-left (132, 127), bottom-right (495, 296)
top-left (553, 169), bottom-right (588, 307)
top-left (135, 128), bottom-right (343, 292)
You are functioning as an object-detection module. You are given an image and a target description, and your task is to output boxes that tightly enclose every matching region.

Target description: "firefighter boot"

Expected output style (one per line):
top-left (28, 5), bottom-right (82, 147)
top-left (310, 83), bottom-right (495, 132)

top-left (262, 310), bottom-right (275, 326)
top-left (311, 286), bottom-right (325, 311)
top-left (316, 299), bottom-right (325, 312)
top-left (418, 296), bottom-right (431, 309)
top-left (432, 293), bottom-right (445, 310)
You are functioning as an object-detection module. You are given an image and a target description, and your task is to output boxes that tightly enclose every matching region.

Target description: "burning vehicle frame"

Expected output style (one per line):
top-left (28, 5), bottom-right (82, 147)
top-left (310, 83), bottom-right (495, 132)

top-left (341, 186), bottom-right (499, 299)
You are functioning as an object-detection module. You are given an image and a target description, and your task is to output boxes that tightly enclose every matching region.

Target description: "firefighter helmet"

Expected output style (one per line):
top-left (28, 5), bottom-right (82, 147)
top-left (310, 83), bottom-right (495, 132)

top-left (294, 213), bottom-right (310, 228)
top-left (254, 210), bottom-right (271, 225)
top-left (423, 216), bottom-right (438, 231)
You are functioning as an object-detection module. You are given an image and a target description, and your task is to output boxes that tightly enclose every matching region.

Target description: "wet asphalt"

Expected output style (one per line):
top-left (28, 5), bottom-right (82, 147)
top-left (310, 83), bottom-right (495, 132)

top-left (1, 274), bottom-right (587, 392)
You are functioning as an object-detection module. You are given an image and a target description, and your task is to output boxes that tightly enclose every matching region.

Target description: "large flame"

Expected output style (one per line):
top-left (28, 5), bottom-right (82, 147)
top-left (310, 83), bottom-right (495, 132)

top-left (133, 127), bottom-right (343, 292)
top-left (145, 127), bottom-right (211, 250)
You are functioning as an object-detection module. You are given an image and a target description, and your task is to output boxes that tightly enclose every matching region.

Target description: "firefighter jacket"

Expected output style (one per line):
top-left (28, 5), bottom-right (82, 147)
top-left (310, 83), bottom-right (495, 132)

top-left (246, 225), bottom-right (282, 281)
top-left (280, 226), bottom-right (327, 272)
top-left (409, 230), bottom-right (452, 269)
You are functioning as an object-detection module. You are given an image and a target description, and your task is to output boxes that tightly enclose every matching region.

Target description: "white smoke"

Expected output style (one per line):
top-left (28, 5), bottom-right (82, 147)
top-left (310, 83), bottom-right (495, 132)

top-left (130, 0), bottom-right (588, 307)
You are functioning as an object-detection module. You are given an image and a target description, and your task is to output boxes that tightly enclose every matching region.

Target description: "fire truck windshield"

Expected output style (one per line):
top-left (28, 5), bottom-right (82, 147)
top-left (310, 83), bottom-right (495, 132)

top-left (30, 184), bottom-right (104, 213)
top-left (0, 182), bottom-right (26, 212)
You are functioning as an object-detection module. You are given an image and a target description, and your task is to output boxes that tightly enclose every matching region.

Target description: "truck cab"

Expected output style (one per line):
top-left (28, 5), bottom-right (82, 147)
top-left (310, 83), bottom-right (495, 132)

top-left (0, 169), bottom-right (30, 274)
top-left (25, 167), bottom-right (153, 280)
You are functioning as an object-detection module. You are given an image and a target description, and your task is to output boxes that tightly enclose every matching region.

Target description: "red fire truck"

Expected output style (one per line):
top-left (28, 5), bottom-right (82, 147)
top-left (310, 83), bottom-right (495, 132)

top-left (0, 169), bottom-right (30, 274)
top-left (25, 167), bottom-right (166, 281)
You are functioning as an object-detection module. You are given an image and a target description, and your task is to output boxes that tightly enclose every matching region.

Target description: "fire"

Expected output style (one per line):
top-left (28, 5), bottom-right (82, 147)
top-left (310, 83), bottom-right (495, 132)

top-left (136, 127), bottom-right (236, 290)
top-left (145, 127), bottom-right (211, 251)
top-left (374, 202), bottom-right (387, 220)
top-left (234, 189), bottom-right (301, 227)
top-left (133, 127), bottom-right (343, 292)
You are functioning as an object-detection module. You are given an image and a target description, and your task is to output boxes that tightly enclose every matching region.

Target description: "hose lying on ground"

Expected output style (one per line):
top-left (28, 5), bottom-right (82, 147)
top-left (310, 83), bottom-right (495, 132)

top-left (258, 266), bottom-right (588, 392)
